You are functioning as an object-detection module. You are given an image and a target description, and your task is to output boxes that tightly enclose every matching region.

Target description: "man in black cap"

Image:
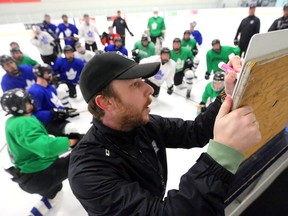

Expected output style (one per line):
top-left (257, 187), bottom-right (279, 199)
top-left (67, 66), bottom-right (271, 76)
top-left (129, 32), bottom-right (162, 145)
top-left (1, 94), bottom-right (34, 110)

top-left (234, 4), bottom-right (260, 57)
top-left (268, 4), bottom-right (288, 31)
top-left (68, 52), bottom-right (261, 215)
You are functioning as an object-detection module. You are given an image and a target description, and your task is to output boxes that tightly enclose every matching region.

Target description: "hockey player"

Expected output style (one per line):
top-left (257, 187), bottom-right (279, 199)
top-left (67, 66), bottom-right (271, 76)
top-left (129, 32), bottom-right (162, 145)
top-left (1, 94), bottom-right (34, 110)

top-left (100, 26), bottom-right (121, 46)
top-left (234, 4), bottom-right (260, 57)
top-left (112, 10), bottom-right (134, 46)
top-left (132, 34), bottom-right (155, 63)
top-left (205, 39), bottom-right (240, 80)
top-left (29, 64), bottom-right (80, 136)
top-left (56, 14), bottom-right (79, 50)
top-left (40, 14), bottom-right (61, 55)
top-left (189, 21), bottom-right (203, 46)
top-left (170, 38), bottom-right (194, 98)
top-left (147, 7), bottom-right (166, 54)
top-left (199, 72), bottom-right (225, 113)
top-left (10, 47), bottom-right (38, 66)
top-left (74, 42), bottom-right (95, 65)
top-left (268, 4), bottom-right (288, 31)
top-left (31, 25), bottom-right (57, 66)
top-left (181, 30), bottom-right (200, 78)
top-left (0, 55), bottom-right (36, 92)
top-left (104, 37), bottom-right (128, 56)
top-left (78, 14), bottom-right (100, 52)
top-left (52, 45), bottom-right (85, 98)
top-left (0, 88), bottom-right (78, 216)
top-left (140, 47), bottom-right (175, 97)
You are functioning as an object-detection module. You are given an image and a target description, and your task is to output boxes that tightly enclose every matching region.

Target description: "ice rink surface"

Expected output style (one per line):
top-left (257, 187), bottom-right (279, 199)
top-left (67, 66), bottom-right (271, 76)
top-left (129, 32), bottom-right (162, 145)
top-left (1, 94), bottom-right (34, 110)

top-left (0, 6), bottom-right (283, 215)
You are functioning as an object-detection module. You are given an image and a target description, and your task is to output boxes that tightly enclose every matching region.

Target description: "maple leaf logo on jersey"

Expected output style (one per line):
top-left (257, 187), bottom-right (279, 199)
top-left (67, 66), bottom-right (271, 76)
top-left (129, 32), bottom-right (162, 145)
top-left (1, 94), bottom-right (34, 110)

top-left (25, 79), bottom-right (35, 90)
top-left (64, 28), bottom-right (72, 37)
top-left (87, 30), bottom-right (93, 37)
top-left (41, 35), bottom-right (49, 45)
top-left (153, 69), bottom-right (164, 80)
top-left (66, 68), bottom-right (77, 80)
top-left (50, 92), bottom-right (63, 108)
top-left (176, 59), bottom-right (184, 70)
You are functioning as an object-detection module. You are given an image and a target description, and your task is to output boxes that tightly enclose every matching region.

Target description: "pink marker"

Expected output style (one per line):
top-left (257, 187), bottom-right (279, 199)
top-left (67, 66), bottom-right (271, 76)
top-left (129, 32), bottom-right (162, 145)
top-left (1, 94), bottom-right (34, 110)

top-left (218, 62), bottom-right (237, 74)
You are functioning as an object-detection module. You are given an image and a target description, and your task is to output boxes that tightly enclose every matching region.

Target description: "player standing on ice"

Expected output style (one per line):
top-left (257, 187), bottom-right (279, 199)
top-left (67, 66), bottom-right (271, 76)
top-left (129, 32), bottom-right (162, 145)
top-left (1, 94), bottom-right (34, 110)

top-left (147, 7), bottom-right (166, 54)
top-left (78, 14), bottom-right (100, 52)
top-left (234, 4), bottom-right (260, 57)
top-left (56, 14), bottom-right (79, 51)
top-left (140, 47), bottom-right (175, 98)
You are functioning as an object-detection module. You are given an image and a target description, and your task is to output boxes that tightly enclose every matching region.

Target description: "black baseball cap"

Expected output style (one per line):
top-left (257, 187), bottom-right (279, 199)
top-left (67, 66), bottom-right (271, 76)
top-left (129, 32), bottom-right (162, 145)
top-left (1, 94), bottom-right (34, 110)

top-left (79, 52), bottom-right (160, 102)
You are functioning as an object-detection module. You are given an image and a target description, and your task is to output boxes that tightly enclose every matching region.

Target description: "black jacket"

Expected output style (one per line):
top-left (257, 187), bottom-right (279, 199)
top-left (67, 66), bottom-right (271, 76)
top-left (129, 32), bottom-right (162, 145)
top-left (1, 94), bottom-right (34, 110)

top-left (68, 97), bottom-right (234, 215)
top-left (235, 15), bottom-right (260, 50)
top-left (112, 17), bottom-right (132, 36)
top-left (268, 16), bottom-right (288, 31)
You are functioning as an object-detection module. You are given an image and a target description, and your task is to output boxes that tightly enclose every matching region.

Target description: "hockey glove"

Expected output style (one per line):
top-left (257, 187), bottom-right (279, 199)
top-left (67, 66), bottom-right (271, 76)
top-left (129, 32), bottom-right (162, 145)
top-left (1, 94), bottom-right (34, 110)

top-left (205, 72), bottom-right (210, 80)
top-left (234, 39), bottom-right (239, 46)
top-left (65, 107), bottom-right (80, 118)
top-left (52, 108), bottom-right (70, 121)
top-left (184, 58), bottom-right (193, 70)
top-left (167, 86), bottom-right (174, 95)
top-left (132, 49), bottom-right (138, 57)
top-left (192, 48), bottom-right (198, 57)
top-left (199, 101), bottom-right (207, 113)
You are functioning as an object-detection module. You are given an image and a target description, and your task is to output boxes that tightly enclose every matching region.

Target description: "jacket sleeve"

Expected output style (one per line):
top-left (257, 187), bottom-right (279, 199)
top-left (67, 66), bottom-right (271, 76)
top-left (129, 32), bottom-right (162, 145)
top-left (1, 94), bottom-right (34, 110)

top-left (268, 19), bottom-right (278, 32)
top-left (69, 149), bottom-right (234, 216)
top-left (152, 96), bottom-right (222, 149)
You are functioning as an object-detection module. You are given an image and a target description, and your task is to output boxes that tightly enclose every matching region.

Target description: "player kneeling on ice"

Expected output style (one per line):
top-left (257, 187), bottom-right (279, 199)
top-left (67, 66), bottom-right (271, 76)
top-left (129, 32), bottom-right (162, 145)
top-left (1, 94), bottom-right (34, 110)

top-left (140, 47), bottom-right (175, 97)
top-left (1, 88), bottom-right (79, 216)
top-left (28, 64), bottom-right (81, 137)
top-left (170, 38), bottom-right (196, 98)
top-left (199, 72), bottom-right (225, 113)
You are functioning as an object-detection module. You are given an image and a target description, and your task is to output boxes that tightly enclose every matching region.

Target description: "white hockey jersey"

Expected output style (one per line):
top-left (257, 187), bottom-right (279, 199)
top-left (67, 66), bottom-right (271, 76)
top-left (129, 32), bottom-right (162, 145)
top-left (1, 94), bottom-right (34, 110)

top-left (74, 50), bottom-right (95, 64)
top-left (79, 23), bottom-right (100, 44)
top-left (140, 55), bottom-right (176, 87)
top-left (30, 31), bottom-right (55, 56)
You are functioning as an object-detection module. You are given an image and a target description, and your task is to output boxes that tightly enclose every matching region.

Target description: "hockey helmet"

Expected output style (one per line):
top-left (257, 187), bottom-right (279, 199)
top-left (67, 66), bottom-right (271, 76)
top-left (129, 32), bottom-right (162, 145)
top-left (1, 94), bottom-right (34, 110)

top-left (183, 30), bottom-right (191, 35)
top-left (63, 45), bottom-right (74, 53)
top-left (0, 55), bottom-right (15, 66)
top-left (33, 64), bottom-right (53, 78)
top-left (173, 38), bottom-right (181, 43)
top-left (211, 39), bottom-right (220, 46)
top-left (160, 47), bottom-right (170, 55)
top-left (212, 72), bottom-right (225, 92)
top-left (141, 34), bottom-right (149, 41)
top-left (1, 88), bottom-right (36, 116)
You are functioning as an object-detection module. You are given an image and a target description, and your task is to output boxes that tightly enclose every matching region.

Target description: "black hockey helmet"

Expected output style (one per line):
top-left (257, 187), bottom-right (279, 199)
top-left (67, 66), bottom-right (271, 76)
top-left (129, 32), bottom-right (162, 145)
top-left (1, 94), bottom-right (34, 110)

top-left (213, 72), bottom-right (225, 81)
top-left (1, 88), bottom-right (35, 116)
top-left (33, 64), bottom-right (53, 78)
top-left (284, 4), bottom-right (288, 10)
top-left (183, 30), bottom-right (191, 35)
top-left (141, 34), bottom-right (149, 41)
top-left (211, 39), bottom-right (220, 46)
top-left (0, 55), bottom-right (15, 66)
top-left (160, 47), bottom-right (170, 55)
top-left (173, 37), bottom-right (181, 43)
top-left (63, 45), bottom-right (74, 53)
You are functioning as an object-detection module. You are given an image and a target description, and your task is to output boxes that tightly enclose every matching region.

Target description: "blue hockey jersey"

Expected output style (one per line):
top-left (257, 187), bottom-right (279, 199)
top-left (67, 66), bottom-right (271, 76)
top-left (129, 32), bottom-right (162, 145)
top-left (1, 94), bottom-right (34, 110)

top-left (40, 22), bottom-right (58, 38)
top-left (1, 65), bottom-right (36, 92)
top-left (56, 23), bottom-right (78, 47)
top-left (52, 57), bottom-right (84, 85)
top-left (28, 83), bottom-right (64, 124)
top-left (104, 45), bottom-right (128, 56)
top-left (191, 30), bottom-right (203, 46)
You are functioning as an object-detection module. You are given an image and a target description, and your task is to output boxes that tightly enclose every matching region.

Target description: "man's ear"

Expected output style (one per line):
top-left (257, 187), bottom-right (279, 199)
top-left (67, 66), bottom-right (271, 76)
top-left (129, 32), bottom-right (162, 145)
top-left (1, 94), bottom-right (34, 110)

top-left (95, 95), bottom-right (113, 111)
